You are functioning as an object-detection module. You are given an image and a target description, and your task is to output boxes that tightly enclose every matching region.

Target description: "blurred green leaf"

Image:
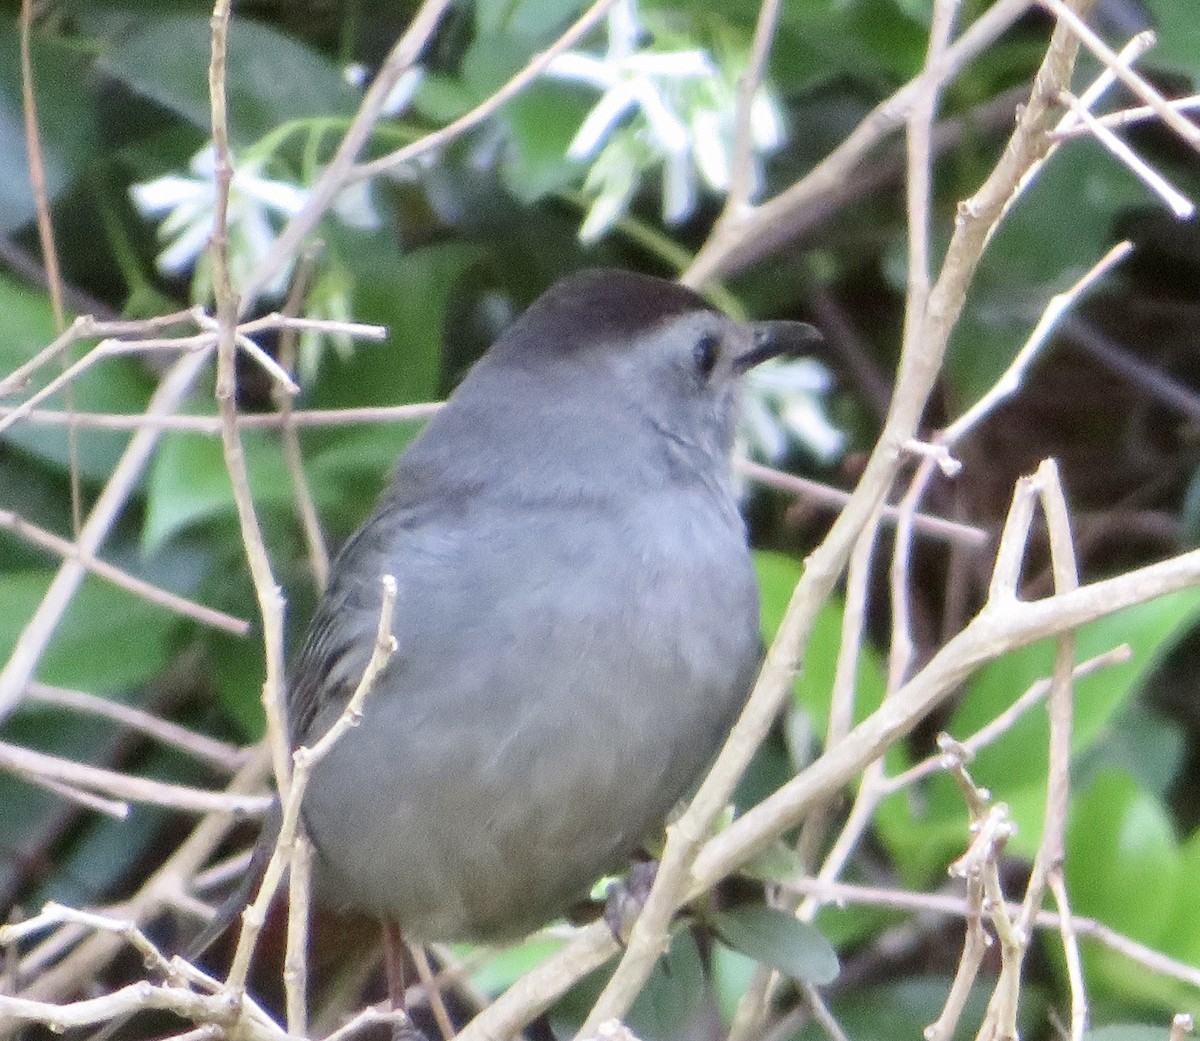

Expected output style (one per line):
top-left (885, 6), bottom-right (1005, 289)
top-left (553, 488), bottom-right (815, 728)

top-left (711, 940), bottom-right (757, 1027)
top-left (1085, 1028), bottom-right (1178, 1041)
top-left (96, 17), bottom-right (357, 144)
top-left (0, 28), bottom-right (98, 234)
top-left (468, 934), bottom-right (566, 995)
top-left (476, 0), bottom-right (589, 36)
top-left (143, 426), bottom-right (295, 551)
top-left (0, 276), bottom-right (154, 482)
top-left (712, 905), bottom-right (840, 984)
top-left (0, 573), bottom-right (174, 693)
top-left (1142, 0), bottom-right (1200, 79)
top-left (1066, 769), bottom-right (1181, 944)
top-left (1059, 770), bottom-right (1200, 1016)
top-left (499, 82), bottom-right (590, 202)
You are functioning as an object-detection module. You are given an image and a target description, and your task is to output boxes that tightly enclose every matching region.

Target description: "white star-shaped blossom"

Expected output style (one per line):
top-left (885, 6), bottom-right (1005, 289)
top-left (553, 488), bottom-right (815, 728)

top-left (546, 0), bottom-right (785, 241)
top-left (130, 144), bottom-right (310, 297)
top-left (740, 357), bottom-right (845, 464)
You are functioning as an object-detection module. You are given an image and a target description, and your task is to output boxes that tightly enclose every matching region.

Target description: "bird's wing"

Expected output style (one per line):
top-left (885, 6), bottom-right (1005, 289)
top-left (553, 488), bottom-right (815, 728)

top-left (287, 504), bottom-right (411, 746)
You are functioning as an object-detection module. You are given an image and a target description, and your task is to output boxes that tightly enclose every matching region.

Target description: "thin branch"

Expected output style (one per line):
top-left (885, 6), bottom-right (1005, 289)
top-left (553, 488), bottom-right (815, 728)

top-left (25, 683), bottom-right (250, 773)
top-left (236, 0), bottom-right (455, 310)
top-left (1059, 90), bottom-right (1195, 217)
top-left (1036, 0), bottom-right (1200, 153)
top-left (208, 0), bottom-right (291, 795)
top-left (20, 0), bottom-right (80, 535)
top-left (1, 401), bottom-right (442, 432)
top-left (222, 575), bottom-right (398, 994)
top-left (737, 459), bottom-right (989, 547)
top-left (0, 508), bottom-right (250, 636)
top-left (352, 0), bottom-right (618, 182)
top-left (0, 740), bottom-right (272, 816)
top-left (0, 349), bottom-right (213, 724)
top-left (941, 240), bottom-right (1133, 445)
top-left (10, 748), bottom-right (270, 1002)
top-left (1048, 871), bottom-right (1087, 1041)
top-left (1052, 93), bottom-right (1200, 138)
top-left (721, 0), bottom-right (783, 216)
top-left (275, 246), bottom-right (330, 590)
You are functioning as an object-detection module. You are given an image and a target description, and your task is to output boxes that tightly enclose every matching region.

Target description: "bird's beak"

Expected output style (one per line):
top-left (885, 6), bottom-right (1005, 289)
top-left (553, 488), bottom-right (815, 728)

top-left (734, 321), bottom-right (825, 375)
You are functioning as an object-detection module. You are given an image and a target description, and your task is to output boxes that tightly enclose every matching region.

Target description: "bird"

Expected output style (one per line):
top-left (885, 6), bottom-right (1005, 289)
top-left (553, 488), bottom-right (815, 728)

top-left (197, 268), bottom-right (823, 967)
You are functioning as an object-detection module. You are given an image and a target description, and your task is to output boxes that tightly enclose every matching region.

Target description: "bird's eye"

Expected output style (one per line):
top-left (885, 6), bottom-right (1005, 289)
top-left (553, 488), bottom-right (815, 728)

top-left (693, 333), bottom-right (720, 378)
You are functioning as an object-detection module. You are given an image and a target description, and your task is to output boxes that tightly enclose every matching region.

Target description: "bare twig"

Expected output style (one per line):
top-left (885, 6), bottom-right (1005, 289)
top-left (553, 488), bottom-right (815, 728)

top-left (1052, 93), bottom-right (1200, 138)
top-left (942, 240), bottom-right (1133, 444)
top-left (783, 877), bottom-right (1200, 993)
top-left (0, 741), bottom-right (272, 817)
top-left (352, 0), bottom-right (618, 183)
top-left (881, 644), bottom-right (1130, 793)
top-left (0, 349), bottom-right (213, 724)
top-left (720, 0), bottom-right (783, 218)
top-left (1036, 0), bottom-right (1200, 152)
top-left (275, 247), bottom-right (331, 590)
top-left (1048, 871), bottom-right (1087, 1041)
top-left (1, 401), bottom-right (441, 432)
top-left (737, 459), bottom-right (989, 547)
top-left (222, 575), bottom-right (398, 994)
top-left (236, 0), bottom-right (455, 309)
top-left (19, 0), bottom-right (81, 535)
top-left (1059, 91), bottom-right (1195, 217)
top-left (25, 683), bottom-right (250, 773)
top-left (208, 0), bottom-right (291, 795)
top-left (0, 509), bottom-right (250, 636)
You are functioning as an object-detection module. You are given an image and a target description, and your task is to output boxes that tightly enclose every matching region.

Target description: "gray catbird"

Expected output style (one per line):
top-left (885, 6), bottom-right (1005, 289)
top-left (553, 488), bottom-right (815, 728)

top-left (204, 269), bottom-right (823, 949)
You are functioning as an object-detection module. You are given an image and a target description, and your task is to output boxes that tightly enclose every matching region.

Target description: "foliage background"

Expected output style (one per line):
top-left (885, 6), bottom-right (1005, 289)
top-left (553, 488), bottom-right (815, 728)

top-left (2, 0), bottom-right (1200, 1038)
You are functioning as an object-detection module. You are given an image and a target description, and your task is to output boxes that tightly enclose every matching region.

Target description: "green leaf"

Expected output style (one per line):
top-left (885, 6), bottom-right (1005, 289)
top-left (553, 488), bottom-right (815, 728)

top-left (0, 572), bottom-right (175, 693)
top-left (143, 425), bottom-right (294, 551)
top-left (0, 28), bottom-right (98, 234)
top-left (1066, 769), bottom-right (1181, 945)
top-left (0, 276), bottom-right (154, 483)
top-left (711, 940), bottom-right (757, 1027)
top-left (711, 905), bottom-right (840, 984)
top-left (1066, 800), bottom-right (1200, 1015)
top-left (1142, 0), bottom-right (1200, 80)
top-left (499, 82), bottom-right (590, 203)
top-left (1085, 1028), bottom-right (1178, 1041)
top-left (625, 930), bottom-right (706, 1040)
top-left (96, 17), bottom-right (357, 144)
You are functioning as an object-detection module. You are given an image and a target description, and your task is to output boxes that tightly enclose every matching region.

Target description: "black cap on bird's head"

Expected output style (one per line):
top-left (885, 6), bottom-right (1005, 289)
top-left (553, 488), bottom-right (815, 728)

top-left (495, 268), bottom-right (823, 376)
top-left (410, 268), bottom-right (826, 494)
top-left (496, 269), bottom-right (719, 361)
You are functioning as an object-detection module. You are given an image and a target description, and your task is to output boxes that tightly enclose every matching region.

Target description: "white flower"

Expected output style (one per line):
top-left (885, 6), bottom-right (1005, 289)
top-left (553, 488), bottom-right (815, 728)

top-left (545, 0), bottom-right (786, 241)
top-left (130, 144), bottom-right (310, 298)
top-left (739, 357), bottom-right (845, 464)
